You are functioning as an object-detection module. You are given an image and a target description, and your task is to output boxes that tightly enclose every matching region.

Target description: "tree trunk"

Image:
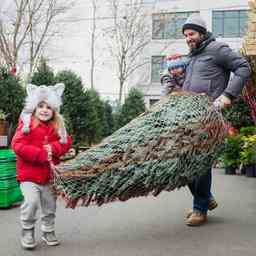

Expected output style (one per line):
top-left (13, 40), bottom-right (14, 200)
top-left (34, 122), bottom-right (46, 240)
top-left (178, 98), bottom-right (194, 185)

top-left (118, 80), bottom-right (124, 103)
top-left (90, 0), bottom-right (97, 89)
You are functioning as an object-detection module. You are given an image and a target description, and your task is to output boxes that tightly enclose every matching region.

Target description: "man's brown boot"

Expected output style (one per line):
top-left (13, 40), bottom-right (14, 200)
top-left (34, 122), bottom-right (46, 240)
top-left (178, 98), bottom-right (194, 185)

top-left (185, 211), bottom-right (207, 226)
top-left (185, 198), bottom-right (218, 219)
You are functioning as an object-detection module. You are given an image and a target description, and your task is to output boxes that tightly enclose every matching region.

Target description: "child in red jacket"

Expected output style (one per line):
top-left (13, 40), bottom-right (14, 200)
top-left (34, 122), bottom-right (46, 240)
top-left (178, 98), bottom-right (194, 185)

top-left (12, 83), bottom-right (72, 250)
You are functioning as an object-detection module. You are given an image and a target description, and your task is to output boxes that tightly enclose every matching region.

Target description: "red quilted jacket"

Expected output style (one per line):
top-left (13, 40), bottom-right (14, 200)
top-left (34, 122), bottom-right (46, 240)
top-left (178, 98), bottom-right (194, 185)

top-left (11, 118), bottom-right (72, 185)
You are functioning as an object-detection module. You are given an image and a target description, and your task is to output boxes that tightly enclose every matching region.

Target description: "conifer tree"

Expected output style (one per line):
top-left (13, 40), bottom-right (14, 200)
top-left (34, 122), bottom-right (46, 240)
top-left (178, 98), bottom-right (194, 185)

top-left (0, 66), bottom-right (25, 128)
top-left (103, 101), bottom-right (115, 137)
top-left (84, 89), bottom-right (103, 145)
top-left (55, 70), bottom-right (89, 146)
top-left (118, 87), bottom-right (145, 128)
top-left (31, 58), bottom-right (55, 85)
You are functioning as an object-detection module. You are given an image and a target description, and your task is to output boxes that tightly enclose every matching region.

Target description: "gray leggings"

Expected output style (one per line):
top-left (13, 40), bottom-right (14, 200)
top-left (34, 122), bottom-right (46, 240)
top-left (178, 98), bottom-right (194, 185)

top-left (20, 182), bottom-right (56, 232)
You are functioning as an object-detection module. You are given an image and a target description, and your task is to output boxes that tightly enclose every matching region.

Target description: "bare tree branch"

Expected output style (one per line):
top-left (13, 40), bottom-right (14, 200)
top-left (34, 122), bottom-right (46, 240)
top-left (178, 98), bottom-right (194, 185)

top-left (0, 0), bottom-right (73, 76)
top-left (106, 0), bottom-right (151, 103)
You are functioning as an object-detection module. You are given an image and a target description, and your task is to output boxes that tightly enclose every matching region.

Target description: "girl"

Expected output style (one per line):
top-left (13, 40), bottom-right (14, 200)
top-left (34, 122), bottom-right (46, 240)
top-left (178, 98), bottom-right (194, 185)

top-left (160, 54), bottom-right (189, 95)
top-left (11, 83), bottom-right (72, 250)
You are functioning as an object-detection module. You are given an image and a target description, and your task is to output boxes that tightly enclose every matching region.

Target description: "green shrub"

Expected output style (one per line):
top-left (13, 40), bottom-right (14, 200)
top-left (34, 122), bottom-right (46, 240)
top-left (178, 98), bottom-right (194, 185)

top-left (240, 134), bottom-right (256, 165)
top-left (221, 134), bottom-right (243, 168)
top-left (222, 97), bottom-right (254, 129)
top-left (240, 126), bottom-right (256, 136)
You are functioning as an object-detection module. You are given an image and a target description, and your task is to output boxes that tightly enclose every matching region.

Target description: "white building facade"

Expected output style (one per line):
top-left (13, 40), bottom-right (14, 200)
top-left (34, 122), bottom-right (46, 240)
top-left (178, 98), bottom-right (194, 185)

top-left (43, 0), bottom-right (250, 107)
top-left (138, 0), bottom-right (250, 108)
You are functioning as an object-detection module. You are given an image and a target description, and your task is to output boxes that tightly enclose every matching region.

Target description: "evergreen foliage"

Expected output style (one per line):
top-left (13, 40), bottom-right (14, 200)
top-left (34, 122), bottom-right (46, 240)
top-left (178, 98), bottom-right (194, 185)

top-left (222, 97), bottom-right (254, 129)
top-left (117, 87), bottom-right (146, 128)
top-left (31, 58), bottom-right (55, 85)
top-left (103, 101), bottom-right (115, 137)
top-left (83, 89), bottom-right (103, 145)
top-left (55, 70), bottom-right (89, 146)
top-left (0, 66), bottom-right (25, 128)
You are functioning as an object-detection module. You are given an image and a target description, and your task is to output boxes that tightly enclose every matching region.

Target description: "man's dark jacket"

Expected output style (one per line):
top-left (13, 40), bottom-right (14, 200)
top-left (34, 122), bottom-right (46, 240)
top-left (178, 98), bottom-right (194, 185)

top-left (183, 33), bottom-right (251, 99)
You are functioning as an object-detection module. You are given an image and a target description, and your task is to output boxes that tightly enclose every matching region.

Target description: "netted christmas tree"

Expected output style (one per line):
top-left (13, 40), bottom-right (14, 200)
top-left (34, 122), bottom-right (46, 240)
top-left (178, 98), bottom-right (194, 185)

top-left (53, 92), bottom-right (227, 208)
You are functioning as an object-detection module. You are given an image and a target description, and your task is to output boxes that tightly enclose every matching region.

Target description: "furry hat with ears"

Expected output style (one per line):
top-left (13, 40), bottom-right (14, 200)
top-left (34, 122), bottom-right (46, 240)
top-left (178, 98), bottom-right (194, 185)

top-left (23, 83), bottom-right (65, 112)
top-left (20, 83), bottom-right (68, 144)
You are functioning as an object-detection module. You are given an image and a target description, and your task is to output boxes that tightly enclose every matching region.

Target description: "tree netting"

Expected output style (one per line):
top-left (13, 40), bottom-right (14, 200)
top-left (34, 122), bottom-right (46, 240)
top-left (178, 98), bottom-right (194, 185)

top-left (53, 92), bottom-right (227, 208)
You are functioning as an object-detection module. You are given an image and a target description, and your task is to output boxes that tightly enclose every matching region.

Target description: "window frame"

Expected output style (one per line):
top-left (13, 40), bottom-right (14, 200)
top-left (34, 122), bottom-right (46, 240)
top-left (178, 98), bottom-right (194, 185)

top-left (212, 10), bottom-right (248, 38)
top-left (152, 11), bottom-right (199, 40)
top-left (151, 55), bottom-right (166, 83)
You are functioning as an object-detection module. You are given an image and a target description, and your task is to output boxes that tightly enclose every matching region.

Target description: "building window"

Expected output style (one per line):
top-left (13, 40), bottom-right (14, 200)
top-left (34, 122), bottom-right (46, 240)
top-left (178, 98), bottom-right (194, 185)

top-left (149, 99), bottom-right (159, 107)
top-left (152, 11), bottom-right (198, 39)
top-left (212, 10), bottom-right (248, 38)
top-left (151, 56), bottom-right (166, 83)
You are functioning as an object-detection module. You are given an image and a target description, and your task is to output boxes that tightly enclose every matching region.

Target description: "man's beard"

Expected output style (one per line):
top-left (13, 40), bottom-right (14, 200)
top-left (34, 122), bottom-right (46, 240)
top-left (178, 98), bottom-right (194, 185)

top-left (187, 36), bottom-right (204, 51)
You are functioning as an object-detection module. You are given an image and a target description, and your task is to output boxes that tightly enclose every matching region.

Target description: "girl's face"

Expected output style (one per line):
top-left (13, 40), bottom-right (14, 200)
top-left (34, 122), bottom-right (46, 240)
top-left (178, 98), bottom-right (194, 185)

top-left (35, 101), bottom-right (54, 122)
top-left (170, 67), bottom-right (185, 76)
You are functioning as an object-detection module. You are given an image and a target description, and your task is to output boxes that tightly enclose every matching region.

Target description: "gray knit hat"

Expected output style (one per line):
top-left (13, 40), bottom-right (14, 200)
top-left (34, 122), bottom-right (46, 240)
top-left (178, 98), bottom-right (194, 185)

top-left (182, 14), bottom-right (207, 34)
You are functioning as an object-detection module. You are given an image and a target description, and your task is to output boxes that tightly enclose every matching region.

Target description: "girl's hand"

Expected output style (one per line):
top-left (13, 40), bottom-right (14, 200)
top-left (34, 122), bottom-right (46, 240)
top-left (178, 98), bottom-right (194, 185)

top-left (50, 162), bottom-right (60, 175)
top-left (44, 145), bottom-right (60, 175)
top-left (43, 144), bottom-right (53, 161)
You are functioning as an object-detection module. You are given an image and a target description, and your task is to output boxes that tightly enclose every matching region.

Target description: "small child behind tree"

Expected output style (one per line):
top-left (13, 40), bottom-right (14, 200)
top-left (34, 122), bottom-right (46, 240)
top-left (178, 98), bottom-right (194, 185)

top-left (160, 54), bottom-right (189, 95)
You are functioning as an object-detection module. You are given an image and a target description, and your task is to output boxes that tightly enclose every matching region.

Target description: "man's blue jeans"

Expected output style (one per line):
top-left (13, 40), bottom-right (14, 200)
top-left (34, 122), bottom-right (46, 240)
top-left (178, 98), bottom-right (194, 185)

top-left (188, 168), bottom-right (212, 214)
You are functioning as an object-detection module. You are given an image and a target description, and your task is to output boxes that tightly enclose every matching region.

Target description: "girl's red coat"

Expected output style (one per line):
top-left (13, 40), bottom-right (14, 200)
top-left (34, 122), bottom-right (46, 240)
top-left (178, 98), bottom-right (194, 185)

top-left (11, 118), bottom-right (72, 184)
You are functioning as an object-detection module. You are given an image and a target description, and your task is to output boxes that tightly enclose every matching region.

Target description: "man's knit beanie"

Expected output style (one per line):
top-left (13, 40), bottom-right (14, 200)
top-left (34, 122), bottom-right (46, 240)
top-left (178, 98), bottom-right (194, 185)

top-left (182, 14), bottom-right (207, 34)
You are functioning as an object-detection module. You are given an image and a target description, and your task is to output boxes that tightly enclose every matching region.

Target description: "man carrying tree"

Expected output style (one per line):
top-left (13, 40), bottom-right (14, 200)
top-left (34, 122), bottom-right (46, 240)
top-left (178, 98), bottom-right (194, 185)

top-left (181, 14), bottom-right (251, 226)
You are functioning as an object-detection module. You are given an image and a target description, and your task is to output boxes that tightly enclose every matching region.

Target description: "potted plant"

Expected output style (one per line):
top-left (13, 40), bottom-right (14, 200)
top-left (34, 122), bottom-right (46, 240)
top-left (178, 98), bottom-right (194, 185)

top-left (221, 134), bottom-right (243, 175)
top-left (222, 97), bottom-right (254, 130)
top-left (239, 126), bottom-right (256, 174)
top-left (240, 134), bottom-right (256, 177)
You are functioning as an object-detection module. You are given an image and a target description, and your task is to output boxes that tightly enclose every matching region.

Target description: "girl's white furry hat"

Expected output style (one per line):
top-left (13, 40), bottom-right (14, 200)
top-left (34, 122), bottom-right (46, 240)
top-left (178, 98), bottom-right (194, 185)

top-left (24, 83), bottom-right (65, 112)
top-left (20, 83), bottom-right (68, 143)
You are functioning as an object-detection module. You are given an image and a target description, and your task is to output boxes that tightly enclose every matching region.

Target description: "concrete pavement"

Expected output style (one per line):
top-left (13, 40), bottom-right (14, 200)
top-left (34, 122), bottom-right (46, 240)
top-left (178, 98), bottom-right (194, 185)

top-left (0, 169), bottom-right (256, 256)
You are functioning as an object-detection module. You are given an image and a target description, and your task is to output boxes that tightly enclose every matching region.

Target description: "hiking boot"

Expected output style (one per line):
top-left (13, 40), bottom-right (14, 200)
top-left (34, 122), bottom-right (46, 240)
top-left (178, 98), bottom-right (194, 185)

top-left (185, 211), bottom-right (207, 226)
top-left (42, 231), bottom-right (60, 246)
top-left (21, 228), bottom-right (36, 249)
top-left (185, 198), bottom-right (218, 219)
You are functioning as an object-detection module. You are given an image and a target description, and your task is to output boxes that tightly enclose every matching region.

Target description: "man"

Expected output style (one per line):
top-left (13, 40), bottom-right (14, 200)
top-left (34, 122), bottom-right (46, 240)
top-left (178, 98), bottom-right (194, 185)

top-left (182, 14), bottom-right (251, 226)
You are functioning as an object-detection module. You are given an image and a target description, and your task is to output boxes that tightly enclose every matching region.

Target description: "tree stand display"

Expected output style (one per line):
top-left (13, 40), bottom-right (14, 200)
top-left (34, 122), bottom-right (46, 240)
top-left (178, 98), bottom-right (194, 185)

top-left (53, 92), bottom-right (227, 209)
